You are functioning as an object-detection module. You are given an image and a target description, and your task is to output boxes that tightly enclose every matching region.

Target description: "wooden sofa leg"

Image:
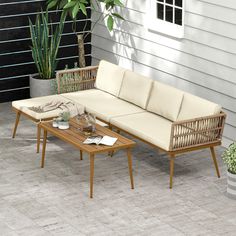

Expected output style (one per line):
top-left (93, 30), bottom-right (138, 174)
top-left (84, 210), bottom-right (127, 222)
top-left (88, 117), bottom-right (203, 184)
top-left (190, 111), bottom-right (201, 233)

top-left (12, 111), bottom-right (21, 138)
top-left (37, 124), bottom-right (41, 153)
top-left (210, 146), bottom-right (220, 178)
top-left (110, 151), bottom-right (114, 157)
top-left (169, 154), bottom-right (175, 189)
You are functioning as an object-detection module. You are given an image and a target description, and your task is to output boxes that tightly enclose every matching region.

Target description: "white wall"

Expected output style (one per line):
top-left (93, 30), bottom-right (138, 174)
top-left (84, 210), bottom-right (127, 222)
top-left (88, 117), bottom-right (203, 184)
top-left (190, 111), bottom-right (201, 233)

top-left (91, 0), bottom-right (236, 147)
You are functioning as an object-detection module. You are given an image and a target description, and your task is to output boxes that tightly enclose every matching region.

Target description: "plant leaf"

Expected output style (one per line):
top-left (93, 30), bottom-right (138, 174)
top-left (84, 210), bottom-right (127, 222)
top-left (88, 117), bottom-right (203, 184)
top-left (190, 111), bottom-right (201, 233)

top-left (59, 0), bottom-right (68, 8)
top-left (114, 0), bottom-right (123, 7)
top-left (107, 15), bottom-right (114, 31)
top-left (64, 1), bottom-right (76, 9)
top-left (111, 12), bottom-right (125, 20)
top-left (72, 3), bottom-right (80, 18)
top-left (79, 2), bottom-right (87, 16)
top-left (47, 0), bottom-right (58, 9)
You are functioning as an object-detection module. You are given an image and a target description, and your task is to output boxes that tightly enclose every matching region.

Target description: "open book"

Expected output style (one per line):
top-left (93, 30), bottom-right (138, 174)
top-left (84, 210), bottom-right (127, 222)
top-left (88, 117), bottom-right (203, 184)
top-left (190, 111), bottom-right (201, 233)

top-left (83, 135), bottom-right (118, 146)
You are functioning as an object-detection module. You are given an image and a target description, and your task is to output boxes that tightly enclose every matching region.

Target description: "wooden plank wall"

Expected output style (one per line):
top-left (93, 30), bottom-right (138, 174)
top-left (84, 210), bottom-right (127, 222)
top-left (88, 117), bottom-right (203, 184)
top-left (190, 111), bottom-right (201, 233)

top-left (0, 0), bottom-right (91, 102)
top-left (91, 0), bottom-right (236, 147)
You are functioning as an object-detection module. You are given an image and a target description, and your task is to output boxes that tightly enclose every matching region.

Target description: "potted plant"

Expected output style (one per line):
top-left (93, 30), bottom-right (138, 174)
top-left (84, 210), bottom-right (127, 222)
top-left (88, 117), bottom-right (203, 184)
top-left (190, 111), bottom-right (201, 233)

top-left (57, 111), bottom-right (71, 129)
top-left (47, 0), bottom-right (124, 67)
top-left (222, 142), bottom-right (236, 199)
top-left (29, 10), bottom-right (66, 97)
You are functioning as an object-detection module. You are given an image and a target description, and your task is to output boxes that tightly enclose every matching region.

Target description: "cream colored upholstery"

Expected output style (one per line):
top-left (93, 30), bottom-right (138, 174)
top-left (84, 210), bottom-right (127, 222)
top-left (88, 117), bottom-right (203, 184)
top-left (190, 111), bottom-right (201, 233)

top-left (12, 95), bottom-right (84, 120)
top-left (147, 81), bottom-right (184, 121)
top-left (119, 70), bottom-right (153, 109)
top-left (177, 93), bottom-right (222, 121)
top-left (95, 60), bottom-right (126, 96)
top-left (111, 112), bottom-right (173, 150)
top-left (12, 60), bottom-right (224, 162)
top-left (61, 89), bottom-right (145, 122)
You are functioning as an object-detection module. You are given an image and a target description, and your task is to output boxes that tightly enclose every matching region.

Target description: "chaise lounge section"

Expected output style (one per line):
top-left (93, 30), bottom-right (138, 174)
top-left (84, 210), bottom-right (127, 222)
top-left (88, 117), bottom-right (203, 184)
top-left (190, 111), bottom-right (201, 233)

top-left (12, 60), bottom-right (226, 188)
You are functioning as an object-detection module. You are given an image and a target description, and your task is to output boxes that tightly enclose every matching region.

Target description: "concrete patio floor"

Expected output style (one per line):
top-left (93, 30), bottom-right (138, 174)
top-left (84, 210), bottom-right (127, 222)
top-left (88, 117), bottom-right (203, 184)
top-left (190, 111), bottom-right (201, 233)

top-left (0, 102), bottom-right (236, 235)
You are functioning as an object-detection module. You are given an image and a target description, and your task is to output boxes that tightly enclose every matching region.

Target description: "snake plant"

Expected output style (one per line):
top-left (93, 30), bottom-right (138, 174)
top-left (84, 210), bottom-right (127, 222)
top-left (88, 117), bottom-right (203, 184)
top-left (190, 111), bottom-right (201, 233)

top-left (29, 11), bottom-right (66, 79)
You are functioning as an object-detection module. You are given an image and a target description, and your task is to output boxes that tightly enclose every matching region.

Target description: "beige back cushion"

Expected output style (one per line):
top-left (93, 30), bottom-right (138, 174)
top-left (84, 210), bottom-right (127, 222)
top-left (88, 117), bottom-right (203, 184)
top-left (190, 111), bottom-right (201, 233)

top-left (177, 93), bottom-right (221, 121)
top-left (147, 81), bottom-right (184, 121)
top-left (95, 60), bottom-right (126, 96)
top-left (119, 70), bottom-right (153, 109)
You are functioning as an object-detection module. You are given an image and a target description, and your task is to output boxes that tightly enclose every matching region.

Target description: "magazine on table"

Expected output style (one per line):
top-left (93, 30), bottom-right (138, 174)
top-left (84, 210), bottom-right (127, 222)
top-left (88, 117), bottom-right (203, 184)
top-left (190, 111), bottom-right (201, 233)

top-left (83, 135), bottom-right (117, 146)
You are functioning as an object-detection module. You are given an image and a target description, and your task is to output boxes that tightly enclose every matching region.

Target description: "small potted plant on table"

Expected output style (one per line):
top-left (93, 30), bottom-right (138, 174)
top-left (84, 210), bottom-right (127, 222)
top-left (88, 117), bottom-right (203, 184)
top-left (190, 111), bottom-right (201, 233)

top-left (222, 142), bottom-right (236, 199)
top-left (53, 112), bottom-right (71, 130)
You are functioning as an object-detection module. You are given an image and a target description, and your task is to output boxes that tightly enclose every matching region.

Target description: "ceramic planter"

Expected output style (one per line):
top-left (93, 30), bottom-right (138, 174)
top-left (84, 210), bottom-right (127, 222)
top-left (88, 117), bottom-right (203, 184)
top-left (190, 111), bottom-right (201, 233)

top-left (58, 121), bottom-right (69, 130)
top-left (227, 171), bottom-right (236, 199)
top-left (52, 118), bottom-right (69, 130)
top-left (30, 74), bottom-right (55, 98)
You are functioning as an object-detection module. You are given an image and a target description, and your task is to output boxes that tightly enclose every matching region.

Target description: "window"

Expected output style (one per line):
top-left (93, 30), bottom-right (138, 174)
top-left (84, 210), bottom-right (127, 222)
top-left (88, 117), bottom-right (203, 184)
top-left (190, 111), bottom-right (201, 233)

top-left (147, 0), bottom-right (184, 38)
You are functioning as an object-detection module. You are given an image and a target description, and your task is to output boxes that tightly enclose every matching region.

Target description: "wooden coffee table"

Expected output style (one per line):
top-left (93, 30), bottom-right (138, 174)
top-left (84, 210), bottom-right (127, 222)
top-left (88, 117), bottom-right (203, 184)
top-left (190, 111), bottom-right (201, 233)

top-left (39, 118), bottom-right (136, 198)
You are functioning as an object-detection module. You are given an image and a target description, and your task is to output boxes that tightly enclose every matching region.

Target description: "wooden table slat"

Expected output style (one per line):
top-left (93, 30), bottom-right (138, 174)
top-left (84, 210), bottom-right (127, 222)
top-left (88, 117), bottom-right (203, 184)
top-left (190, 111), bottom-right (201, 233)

top-left (40, 119), bottom-right (135, 154)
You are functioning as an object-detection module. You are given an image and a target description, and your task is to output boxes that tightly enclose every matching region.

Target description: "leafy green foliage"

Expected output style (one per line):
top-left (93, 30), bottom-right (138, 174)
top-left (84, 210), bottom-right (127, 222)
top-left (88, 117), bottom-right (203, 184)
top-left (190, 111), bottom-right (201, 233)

top-left (47, 0), bottom-right (124, 31)
top-left (107, 15), bottom-right (114, 31)
top-left (60, 111), bottom-right (71, 121)
top-left (29, 11), bottom-right (66, 79)
top-left (111, 12), bottom-right (124, 20)
top-left (222, 142), bottom-right (236, 174)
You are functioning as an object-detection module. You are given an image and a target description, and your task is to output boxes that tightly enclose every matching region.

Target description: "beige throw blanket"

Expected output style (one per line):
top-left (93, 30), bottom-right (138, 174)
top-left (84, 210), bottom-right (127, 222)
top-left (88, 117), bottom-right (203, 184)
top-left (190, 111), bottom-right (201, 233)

top-left (28, 100), bottom-right (84, 117)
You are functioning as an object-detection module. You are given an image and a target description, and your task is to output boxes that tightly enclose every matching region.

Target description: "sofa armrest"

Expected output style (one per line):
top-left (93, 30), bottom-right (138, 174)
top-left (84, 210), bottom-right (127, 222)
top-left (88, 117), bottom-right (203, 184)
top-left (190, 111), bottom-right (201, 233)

top-left (56, 65), bottom-right (98, 94)
top-left (169, 112), bottom-right (226, 151)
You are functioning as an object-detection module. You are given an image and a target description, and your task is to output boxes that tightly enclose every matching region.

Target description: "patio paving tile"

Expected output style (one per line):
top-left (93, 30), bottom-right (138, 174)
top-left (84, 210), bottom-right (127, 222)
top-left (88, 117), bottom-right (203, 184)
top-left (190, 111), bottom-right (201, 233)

top-left (0, 102), bottom-right (235, 235)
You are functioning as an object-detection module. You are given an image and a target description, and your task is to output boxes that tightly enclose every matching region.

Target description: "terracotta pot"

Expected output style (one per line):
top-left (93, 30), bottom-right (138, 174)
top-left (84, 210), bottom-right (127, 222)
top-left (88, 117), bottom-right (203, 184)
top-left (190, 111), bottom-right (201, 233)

top-left (227, 171), bottom-right (236, 199)
top-left (30, 74), bottom-right (55, 98)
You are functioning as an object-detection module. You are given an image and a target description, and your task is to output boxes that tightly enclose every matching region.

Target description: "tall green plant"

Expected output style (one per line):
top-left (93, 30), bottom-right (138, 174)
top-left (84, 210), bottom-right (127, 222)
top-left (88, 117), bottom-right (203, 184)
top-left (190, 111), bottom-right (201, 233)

top-left (47, 0), bottom-right (124, 31)
top-left (29, 11), bottom-right (66, 79)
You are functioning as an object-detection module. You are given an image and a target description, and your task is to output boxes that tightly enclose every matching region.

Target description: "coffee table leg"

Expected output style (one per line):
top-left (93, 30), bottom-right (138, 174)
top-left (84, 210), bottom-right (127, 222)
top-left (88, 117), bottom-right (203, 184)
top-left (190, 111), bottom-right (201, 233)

top-left (80, 150), bottom-right (83, 160)
top-left (37, 123), bottom-right (41, 153)
top-left (127, 148), bottom-right (134, 189)
top-left (90, 154), bottom-right (95, 198)
top-left (41, 129), bottom-right (47, 168)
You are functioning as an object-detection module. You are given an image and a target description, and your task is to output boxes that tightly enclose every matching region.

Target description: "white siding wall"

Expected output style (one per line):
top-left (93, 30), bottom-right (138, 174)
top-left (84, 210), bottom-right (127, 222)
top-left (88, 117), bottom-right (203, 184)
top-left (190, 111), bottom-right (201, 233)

top-left (91, 0), bottom-right (236, 147)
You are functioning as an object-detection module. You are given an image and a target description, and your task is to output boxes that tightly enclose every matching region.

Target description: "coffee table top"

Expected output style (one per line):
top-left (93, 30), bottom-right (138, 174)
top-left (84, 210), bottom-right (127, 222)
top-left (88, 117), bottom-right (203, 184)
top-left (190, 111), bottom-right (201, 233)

top-left (39, 118), bottom-right (135, 154)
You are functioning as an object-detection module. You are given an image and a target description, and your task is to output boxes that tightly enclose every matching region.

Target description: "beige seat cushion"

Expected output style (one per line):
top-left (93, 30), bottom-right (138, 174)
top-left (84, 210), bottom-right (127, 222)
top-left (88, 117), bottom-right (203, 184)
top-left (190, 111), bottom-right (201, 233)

top-left (95, 60), bottom-right (126, 97)
top-left (177, 93), bottom-right (222, 121)
top-left (61, 89), bottom-right (145, 123)
top-left (119, 70), bottom-right (153, 109)
top-left (12, 95), bottom-right (84, 120)
top-left (110, 112), bottom-right (173, 151)
top-left (147, 81), bottom-right (184, 121)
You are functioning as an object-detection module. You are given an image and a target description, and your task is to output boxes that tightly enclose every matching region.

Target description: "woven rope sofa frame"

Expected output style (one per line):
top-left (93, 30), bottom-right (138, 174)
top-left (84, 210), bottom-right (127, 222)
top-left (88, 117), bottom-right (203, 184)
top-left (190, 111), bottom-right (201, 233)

top-left (56, 65), bottom-right (98, 94)
top-left (56, 66), bottom-right (227, 188)
top-left (11, 66), bottom-right (98, 154)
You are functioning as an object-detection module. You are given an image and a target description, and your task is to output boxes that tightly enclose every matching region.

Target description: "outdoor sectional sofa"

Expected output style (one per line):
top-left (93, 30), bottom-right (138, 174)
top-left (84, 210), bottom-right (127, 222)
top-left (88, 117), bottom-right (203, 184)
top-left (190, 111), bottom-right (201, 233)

top-left (12, 60), bottom-right (226, 188)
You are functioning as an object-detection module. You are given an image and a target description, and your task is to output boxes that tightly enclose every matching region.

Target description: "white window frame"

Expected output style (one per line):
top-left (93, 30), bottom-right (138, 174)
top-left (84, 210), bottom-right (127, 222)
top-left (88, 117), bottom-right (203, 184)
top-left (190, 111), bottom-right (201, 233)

top-left (147, 0), bottom-right (185, 38)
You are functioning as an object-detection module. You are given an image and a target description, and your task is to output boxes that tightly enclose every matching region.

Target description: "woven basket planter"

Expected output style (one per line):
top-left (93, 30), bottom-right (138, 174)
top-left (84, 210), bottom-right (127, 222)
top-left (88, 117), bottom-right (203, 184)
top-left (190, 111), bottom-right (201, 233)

top-left (227, 171), bottom-right (236, 199)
